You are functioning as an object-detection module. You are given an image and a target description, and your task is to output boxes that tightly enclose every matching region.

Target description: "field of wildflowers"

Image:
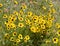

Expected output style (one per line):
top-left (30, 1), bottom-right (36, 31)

top-left (0, 0), bottom-right (60, 46)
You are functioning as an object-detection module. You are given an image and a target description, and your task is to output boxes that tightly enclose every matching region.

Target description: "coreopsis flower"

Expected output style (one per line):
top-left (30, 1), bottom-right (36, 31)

top-left (8, 15), bottom-right (17, 22)
top-left (30, 26), bottom-right (37, 33)
top-left (13, 11), bottom-right (18, 16)
top-left (18, 34), bottom-right (23, 39)
top-left (57, 30), bottom-right (60, 36)
top-left (36, 27), bottom-right (41, 32)
top-left (10, 23), bottom-right (16, 29)
top-left (49, 2), bottom-right (53, 7)
top-left (25, 19), bottom-right (31, 25)
top-left (51, 8), bottom-right (56, 13)
top-left (18, 17), bottom-right (23, 21)
top-left (56, 23), bottom-right (60, 29)
top-left (13, 32), bottom-right (17, 36)
top-left (32, 15), bottom-right (39, 23)
top-left (16, 38), bottom-right (21, 43)
top-left (20, 10), bottom-right (24, 15)
top-left (53, 38), bottom-right (58, 43)
top-left (10, 37), bottom-right (15, 41)
top-left (24, 35), bottom-right (30, 42)
top-left (4, 33), bottom-right (10, 39)
top-left (29, 22), bottom-right (34, 26)
top-left (14, 1), bottom-right (18, 5)
top-left (0, 3), bottom-right (3, 7)
top-left (21, 4), bottom-right (27, 10)
top-left (18, 23), bottom-right (24, 28)
top-left (7, 27), bottom-right (10, 30)
top-left (5, 23), bottom-right (10, 27)
top-left (5, 23), bottom-right (11, 30)
top-left (41, 24), bottom-right (45, 29)
top-left (39, 19), bottom-right (46, 25)
top-left (27, 11), bottom-right (33, 17)
top-left (0, 0), bottom-right (60, 46)
top-left (46, 20), bottom-right (52, 28)
top-left (3, 14), bottom-right (8, 18)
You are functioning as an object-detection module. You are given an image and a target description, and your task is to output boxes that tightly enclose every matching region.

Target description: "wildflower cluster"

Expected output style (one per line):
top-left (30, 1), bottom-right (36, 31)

top-left (0, 0), bottom-right (60, 46)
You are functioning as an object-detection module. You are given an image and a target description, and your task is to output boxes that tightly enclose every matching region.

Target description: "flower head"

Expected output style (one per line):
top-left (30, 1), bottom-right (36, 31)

top-left (24, 35), bottom-right (30, 42)
top-left (18, 34), bottom-right (23, 39)
top-left (53, 38), bottom-right (58, 43)
top-left (0, 3), bottom-right (3, 7)
top-left (18, 23), bottom-right (24, 28)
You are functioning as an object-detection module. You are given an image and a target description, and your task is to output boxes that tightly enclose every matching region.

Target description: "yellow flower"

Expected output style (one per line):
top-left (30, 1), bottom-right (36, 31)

top-left (16, 38), bottom-right (21, 43)
top-left (39, 18), bottom-right (46, 24)
top-left (24, 35), bottom-right (30, 42)
top-left (7, 27), bottom-right (10, 30)
top-left (8, 14), bottom-right (17, 22)
top-left (42, 6), bottom-right (46, 10)
top-left (21, 4), bottom-right (27, 9)
top-left (23, 5), bottom-right (27, 9)
top-left (57, 30), bottom-right (60, 36)
top-left (13, 32), bottom-right (17, 36)
top-left (14, 1), bottom-right (18, 4)
top-left (53, 38), bottom-right (58, 43)
top-left (18, 17), bottom-right (23, 21)
top-left (48, 16), bottom-right (55, 21)
top-left (6, 23), bottom-right (10, 27)
top-left (27, 12), bottom-right (33, 17)
top-left (32, 15), bottom-right (39, 23)
top-left (52, 8), bottom-right (56, 13)
top-left (8, 14), bottom-right (15, 19)
top-left (13, 42), bottom-right (17, 45)
top-left (49, 2), bottom-right (53, 7)
top-left (4, 33), bottom-right (10, 39)
top-left (25, 19), bottom-right (31, 25)
top-left (46, 20), bottom-right (52, 28)
top-left (13, 11), bottom-right (18, 16)
top-left (18, 34), bottom-right (23, 39)
top-left (56, 23), bottom-right (60, 29)
top-left (30, 26), bottom-right (37, 33)
top-left (36, 27), bottom-right (40, 32)
top-left (0, 3), bottom-right (3, 7)
top-left (49, 9), bottom-right (52, 13)
top-left (10, 23), bottom-right (16, 29)
top-left (20, 10), bottom-right (24, 15)
top-left (10, 37), bottom-right (15, 41)
top-left (5, 20), bottom-right (12, 25)
top-left (18, 23), bottom-right (24, 28)
top-left (41, 24), bottom-right (45, 29)
top-left (3, 14), bottom-right (8, 18)
top-left (5, 22), bottom-right (11, 30)
top-left (10, 18), bottom-right (15, 22)
top-left (29, 22), bottom-right (34, 26)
